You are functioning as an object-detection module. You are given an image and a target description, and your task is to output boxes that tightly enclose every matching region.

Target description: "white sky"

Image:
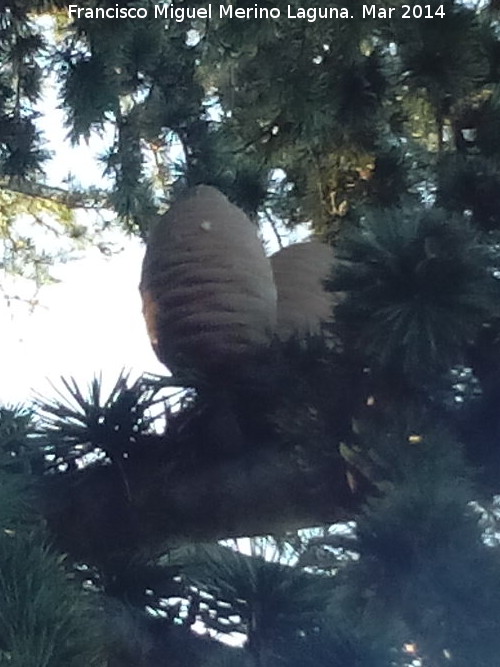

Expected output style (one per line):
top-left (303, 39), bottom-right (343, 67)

top-left (0, 74), bottom-right (166, 405)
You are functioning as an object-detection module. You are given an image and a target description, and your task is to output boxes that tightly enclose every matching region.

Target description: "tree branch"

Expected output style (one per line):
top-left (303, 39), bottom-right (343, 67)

top-left (38, 434), bottom-right (368, 566)
top-left (0, 178), bottom-right (111, 211)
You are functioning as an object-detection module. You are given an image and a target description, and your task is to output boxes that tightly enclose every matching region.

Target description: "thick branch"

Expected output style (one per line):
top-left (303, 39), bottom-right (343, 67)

top-left (39, 436), bottom-right (367, 565)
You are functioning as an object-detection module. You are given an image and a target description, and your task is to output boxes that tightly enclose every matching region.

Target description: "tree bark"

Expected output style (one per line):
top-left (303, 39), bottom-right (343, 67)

top-left (39, 435), bottom-right (366, 566)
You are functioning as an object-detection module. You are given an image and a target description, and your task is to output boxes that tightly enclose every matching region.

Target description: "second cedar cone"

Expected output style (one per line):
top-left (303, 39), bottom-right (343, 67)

top-left (140, 186), bottom-right (277, 375)
top-left (271, 240), bottom-right (336, 341)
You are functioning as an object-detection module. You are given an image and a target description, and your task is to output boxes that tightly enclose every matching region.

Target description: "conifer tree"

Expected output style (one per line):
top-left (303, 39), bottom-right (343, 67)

top-left (4, 0), bottom-right (500, 665)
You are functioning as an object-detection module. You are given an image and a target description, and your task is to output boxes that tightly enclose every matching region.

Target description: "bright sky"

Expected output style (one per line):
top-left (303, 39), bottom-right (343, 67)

top-left (0, 71), bottom-right (166, 406)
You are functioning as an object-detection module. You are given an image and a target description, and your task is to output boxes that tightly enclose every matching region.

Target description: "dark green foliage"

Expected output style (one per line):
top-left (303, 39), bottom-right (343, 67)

top-left (437, 154), bottom-right (500, 231)
top-left (0, 406), bottom-right (36, 529)
top-left (0, 0), bottom-right (498, 229)
top-left (280, 619), bottom-right (400, 667)
top-left (7, 1), bottom-right (500, 666)
top-left (103, 598), bottom-right (253, 667)
top-left (61, 55), bottom-right (118, 140)
top-left (359, 145), bottom-right (412, 208)
top-left (350, 422), bottom-right (500, 667)
top-left (0, 115), bottom-right (49, 177)
top-left (395, 0), bottom-right (487, 112)
top-left (0, 7), bottom-right (49, 177)
top-left (33, 372), bottom-right (164, 468)
top-left (331, 205), bottom-right (500, 378)
top-left (0, 404), bottom-right (32, 466)
top-left (0, 534), bottom-right (103, 667)
top-left (185, 544), bottom-right (335, 664)
top-left (469, 88), bottom-right (500, 158)
top-left (0, 407), bottom-right (105, 666)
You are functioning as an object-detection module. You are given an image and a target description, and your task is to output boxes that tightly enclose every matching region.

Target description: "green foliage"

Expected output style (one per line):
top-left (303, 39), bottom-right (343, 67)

top-left (6, 1), bottom-right (500, 666)
top-left (1, 0), bottom-right (498, 238)
top-left (350, 422), bottom-right (500, 667)
top-left (0, 0), bottom-right (498, 237)
top-left (331, 205), bottom-right (500, 378)
top-left (395, 0), bottom-right (487, 112)
top-left (467, 87), bottom-right (500, 158)
top-left (0, 405), bottom-right (36, 529)
top-left (437, 154), bottom-right (500, 231)
top-left (185, 544), bottom-right (335, 664)
top-left (280, 618), bottom-right (400, 667)
top-left (0, 534), bottom-right (103, 667)
top-left (0, 406), bottom-right (105, 666)
top-left (33, 372), bottom-right (164, 467)
top-left (0, 8), bottom-right (49, 178)
top-left (62, 55), bottom-right (118, 141)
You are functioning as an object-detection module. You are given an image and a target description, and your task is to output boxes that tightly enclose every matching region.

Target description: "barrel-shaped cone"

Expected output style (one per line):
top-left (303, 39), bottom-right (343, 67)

top-left (271, 240), bottom-right (336, 341)
top-left (140, 186), bottom-right (277, 375)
